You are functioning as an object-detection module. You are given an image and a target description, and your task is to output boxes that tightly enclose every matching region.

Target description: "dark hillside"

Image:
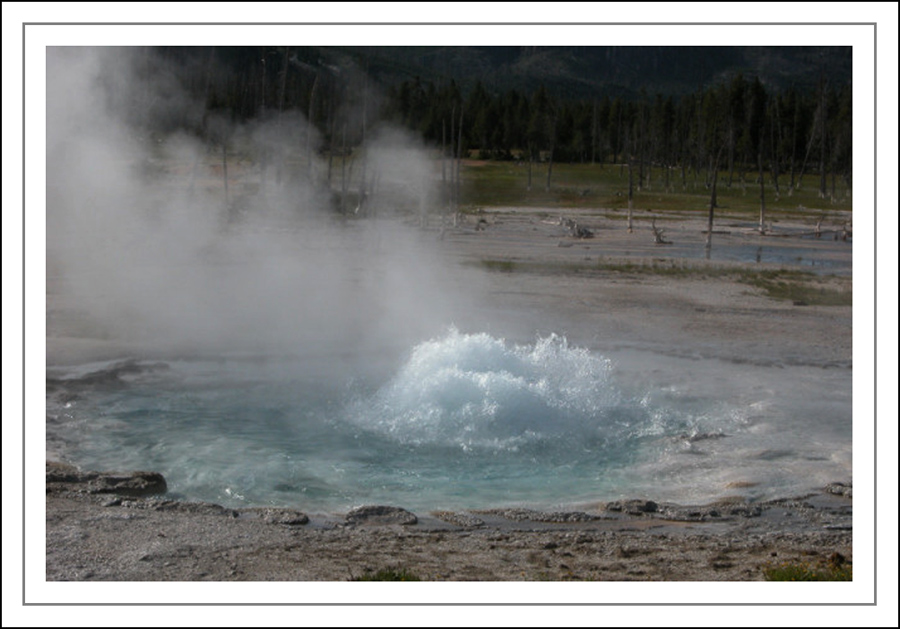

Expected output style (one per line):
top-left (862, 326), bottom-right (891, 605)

top-left (303, 46), bottom-right (851, 98)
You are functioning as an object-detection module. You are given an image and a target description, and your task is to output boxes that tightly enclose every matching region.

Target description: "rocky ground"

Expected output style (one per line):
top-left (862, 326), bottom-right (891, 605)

top-left (46, 462), bottom-right (853, 582)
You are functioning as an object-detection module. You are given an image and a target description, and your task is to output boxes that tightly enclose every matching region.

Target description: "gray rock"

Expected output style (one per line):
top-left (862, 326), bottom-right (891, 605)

top-left (657, 503), bottom-right (762, 521)
top-left (430, 511), bottom-right (485, 528)
top-left (46, 461), bottom-right (95, 484)
top-left (825, 482), bottom-right (852, 498)
top-left (148, 500), bottom-right (238, 517)
top-left (241, 507), bottom-right (310, 526)
top-left (46, 463), bottom-right (167, 497)
top-left (87, 471), bottom-right (167, 497)
top-left (345, 505), bottom-right (418, 526)
top-left (477, 508), bottom-right (598, 523)
top-left (605, 500), bottom-right (659, 515)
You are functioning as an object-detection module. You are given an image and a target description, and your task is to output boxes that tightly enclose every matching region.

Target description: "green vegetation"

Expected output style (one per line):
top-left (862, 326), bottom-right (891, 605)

top-left (737, 270), bottom-right (852, 306)
top-left (762, 557), bottom-right (852, 581)
top-left (458, 159), bottom-right (851, 217)
top-left (352, 567), bottom-right (422, 581)
top-left (478, 259), bottom-right (518, 273)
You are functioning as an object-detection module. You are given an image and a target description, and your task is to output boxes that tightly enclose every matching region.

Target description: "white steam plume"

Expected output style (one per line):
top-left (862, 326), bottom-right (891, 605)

top-left (47, 47), bottom-right (477, 369)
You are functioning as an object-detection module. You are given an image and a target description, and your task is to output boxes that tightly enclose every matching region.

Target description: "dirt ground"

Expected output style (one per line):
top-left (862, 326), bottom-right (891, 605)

top-left (45, 469), bottom-right (852, 583)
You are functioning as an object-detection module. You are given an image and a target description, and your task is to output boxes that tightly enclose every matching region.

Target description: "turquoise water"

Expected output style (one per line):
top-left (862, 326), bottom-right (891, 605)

top-left (47, 329), bottom-right (852, 513)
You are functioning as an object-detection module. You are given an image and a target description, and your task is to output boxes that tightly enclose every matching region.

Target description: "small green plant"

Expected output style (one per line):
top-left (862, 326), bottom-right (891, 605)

top-left (352, 567), bottom-right (422, 581)
top-left (736, 270), bottom-right (852, 305)
top-left (477, 259), bottom-right (517, 273)
top-left (762, 554), bottom-right (852, 581)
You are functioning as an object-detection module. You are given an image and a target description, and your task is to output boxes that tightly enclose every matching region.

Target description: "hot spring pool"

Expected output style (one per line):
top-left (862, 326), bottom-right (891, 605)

top-left (46, 329), bottom-right (852, 513)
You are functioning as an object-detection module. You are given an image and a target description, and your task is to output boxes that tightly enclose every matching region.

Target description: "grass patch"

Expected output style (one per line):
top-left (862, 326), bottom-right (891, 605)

top-left (352, 567), bottom-right (422, 581)
top-left (478, 259), bottom-right (517, 273)
top-left (459, 160), bottom-right (852, 221)
top-left (736, 270), bottom-right (852, 306)
top-left (762, 557), bottom-right (852, 581)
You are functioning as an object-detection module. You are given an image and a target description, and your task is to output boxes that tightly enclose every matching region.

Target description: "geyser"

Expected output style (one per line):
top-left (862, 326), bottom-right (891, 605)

top-left (47, 328), bottom-right (851, 513)
top-left (352, 329), bottom-right (623, 449)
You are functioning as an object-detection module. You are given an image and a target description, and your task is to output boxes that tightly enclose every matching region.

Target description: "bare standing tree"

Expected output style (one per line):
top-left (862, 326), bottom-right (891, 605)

top-left (627, 156), bottom-right (634, 233)
top-left (189, 46), bottom-right (215, 198)
top-left (222, 143), bottom-right (229, 213)
top-left (455, 106), bottom-right (464, 223)
top-left (358, 68), bottom-right (369, 216)
top-left (259, 52), bottom-right (268, 191)
top-left (527, 144), bottom-right (533, 192)
top-left (748, 77), bottom-right (768, 233)
top-left (757, 148), bottom-right (767, 234)
top-left (306, 73), bottom-right (318, 183)
top-left (340, 121), bottom-right (347, 213)
top-left (545, 113), bottom-right (555, 192)
top-left (705, 145), bottom-right (724, 258)
top-left (817, 81), bottom-right (829, 199)
top-left (449, 104), bottom-right (457, 211)
top-left (625, 128), bottom-right (634, 233)
top-left (326, 84), bottom-right (337, 188)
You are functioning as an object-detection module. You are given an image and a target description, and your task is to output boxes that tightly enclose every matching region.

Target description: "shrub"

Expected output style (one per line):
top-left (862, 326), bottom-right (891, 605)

top-left (762, 555), bottom-right (852, 581)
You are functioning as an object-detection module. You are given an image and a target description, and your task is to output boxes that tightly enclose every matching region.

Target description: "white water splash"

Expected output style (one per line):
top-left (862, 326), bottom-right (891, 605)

top-left (350, 329), bottom-right (634, 450)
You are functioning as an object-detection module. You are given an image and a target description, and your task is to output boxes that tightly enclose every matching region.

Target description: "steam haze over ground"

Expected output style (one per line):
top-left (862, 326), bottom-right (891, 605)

top-left (46, 47), bottom-right (479, 367)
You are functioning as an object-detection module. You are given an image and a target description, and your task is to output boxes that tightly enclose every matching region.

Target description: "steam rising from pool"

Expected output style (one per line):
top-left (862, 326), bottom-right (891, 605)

top-left (47, 329), bottom-right (850, 513)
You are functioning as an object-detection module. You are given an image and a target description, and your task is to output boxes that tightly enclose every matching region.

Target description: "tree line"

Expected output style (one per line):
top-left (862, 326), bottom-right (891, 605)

top-left (133, 47), bottom-right (852, 203)
top-left (383, 73), bottom-right (852, 201)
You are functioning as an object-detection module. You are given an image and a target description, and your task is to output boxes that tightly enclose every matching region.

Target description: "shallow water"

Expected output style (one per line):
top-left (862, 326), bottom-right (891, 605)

top-left (604, 234), bottom-right (852, 275)
top-left (47, 329), bottom-right (851, 513)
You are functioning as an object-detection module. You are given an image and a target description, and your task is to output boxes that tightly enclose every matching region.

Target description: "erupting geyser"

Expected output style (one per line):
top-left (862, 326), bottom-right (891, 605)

top-left (354, 329), bottom-right (622, 449)
top-left (47, 326), bottom-right (852, 513)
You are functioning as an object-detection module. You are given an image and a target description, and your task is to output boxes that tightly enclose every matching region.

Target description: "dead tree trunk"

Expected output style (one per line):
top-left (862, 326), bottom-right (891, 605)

top-left (359, 72), bottom-right (368, 215)
top-left (456, 106), bottom-right (464, 221)
top-left (449, 105), bottom-right (456, 213)
top-left (818, 84), bottom-right (828, 199)
top-left (327, 104), bottom-right (335, 188)
top-left (259, 55), bottom-right (268, 192)
top-left (546, 115), bottom-right (556, 192)
top-left (627, 157), bottom-right (634, 233)
top-left (527, 146), bottom-right (533, 191)
top-left (441, 117), bottom-right (447, 212)
top-left (545, 147), bottom-right (554, 192)
top-left (705, 148), bottom-right (723, 258)
top-left (340, 121), bottom-right (347, 214)
top-left (441, 118), bottom-right (450, 219)
top-left (222, 143), bottom-right (230, 217)
top-left (276, 47), bottom-right (290, 185)
top-left (758, 150), bottom-right (767, 234)
top-left (189, 46), bottom-right (215, 197)
top-left (651, 218), bottom-right (671, 244)
top-left (306, 74), bottom-right (318, 184)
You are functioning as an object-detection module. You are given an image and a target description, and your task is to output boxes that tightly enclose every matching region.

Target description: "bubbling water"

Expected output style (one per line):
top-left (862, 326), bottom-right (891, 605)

top-left (47, 329), bottom-right (851, 512)
top-left (352, 329), bottom-right (624, 450)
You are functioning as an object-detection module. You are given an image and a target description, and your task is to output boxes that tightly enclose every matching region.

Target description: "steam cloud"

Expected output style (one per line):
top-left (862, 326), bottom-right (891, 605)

top-left (46, 47), bottom-right (477, 367)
